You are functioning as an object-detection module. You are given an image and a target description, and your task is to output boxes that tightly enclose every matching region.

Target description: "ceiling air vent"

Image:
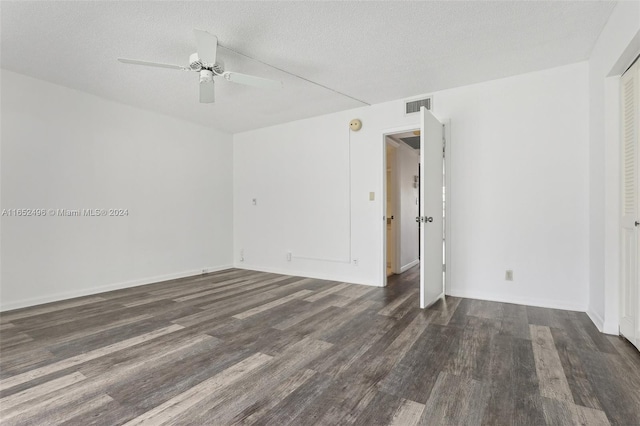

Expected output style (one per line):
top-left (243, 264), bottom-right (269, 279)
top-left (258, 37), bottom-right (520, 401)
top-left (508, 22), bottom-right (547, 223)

top-left (405, 97), bottom-right (432, 115)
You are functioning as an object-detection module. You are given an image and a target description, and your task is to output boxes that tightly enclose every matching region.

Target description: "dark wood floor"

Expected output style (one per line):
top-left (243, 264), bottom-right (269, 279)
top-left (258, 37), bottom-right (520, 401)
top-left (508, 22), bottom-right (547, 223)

top-left (1, 267), bottom-right (639, 425)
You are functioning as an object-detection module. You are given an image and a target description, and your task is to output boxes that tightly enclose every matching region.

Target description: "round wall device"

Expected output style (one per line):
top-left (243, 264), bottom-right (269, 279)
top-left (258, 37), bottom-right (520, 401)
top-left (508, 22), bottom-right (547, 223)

top-left (349, 119), bottom-right (362, 131)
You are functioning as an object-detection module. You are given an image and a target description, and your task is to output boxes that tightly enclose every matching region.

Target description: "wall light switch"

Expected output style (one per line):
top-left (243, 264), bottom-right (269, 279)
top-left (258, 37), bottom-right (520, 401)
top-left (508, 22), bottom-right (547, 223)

top-left (369, 192), bottom-right (375, 201)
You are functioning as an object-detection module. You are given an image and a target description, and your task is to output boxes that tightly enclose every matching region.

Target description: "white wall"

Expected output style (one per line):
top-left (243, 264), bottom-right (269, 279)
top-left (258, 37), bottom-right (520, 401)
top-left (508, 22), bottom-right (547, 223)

top-left (0, 70), bottom-right (234, 310)
top-left (437, 63), bottom-right (589, 310)
top-left (234, 61), bottom-right (590, 310)
top-left (234, 110), bottom-right (376, 285)
top-left (587, 1), bottom-right (640, 333)
top-left (396, 143), bottom-right (420, 272)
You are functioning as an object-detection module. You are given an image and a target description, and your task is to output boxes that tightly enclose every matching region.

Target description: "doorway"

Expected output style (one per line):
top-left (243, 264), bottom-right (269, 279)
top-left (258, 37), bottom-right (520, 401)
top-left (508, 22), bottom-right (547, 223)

top-left (383, 130), bottom-right (421, 285)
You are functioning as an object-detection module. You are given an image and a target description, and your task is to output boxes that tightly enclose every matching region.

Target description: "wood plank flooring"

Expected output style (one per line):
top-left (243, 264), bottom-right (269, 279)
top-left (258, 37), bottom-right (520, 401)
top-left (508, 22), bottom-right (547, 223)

top-left (1, 267), bottom-right (639, 425)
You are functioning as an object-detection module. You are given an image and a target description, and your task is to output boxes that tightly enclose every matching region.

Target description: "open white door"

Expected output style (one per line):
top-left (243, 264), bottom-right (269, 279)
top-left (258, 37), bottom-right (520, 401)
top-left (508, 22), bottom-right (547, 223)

top-left (620, 59), bottom-right (639, 350)
top-left (419, 107), bottom-right (444, 309)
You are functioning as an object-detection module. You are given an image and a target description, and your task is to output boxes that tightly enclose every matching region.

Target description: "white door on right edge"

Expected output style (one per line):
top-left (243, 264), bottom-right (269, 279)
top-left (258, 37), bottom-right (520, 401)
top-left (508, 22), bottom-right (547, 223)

top-left (620, 59), bottom-right (640, 350)
top-left (419, 107), bottom-right (444, 309)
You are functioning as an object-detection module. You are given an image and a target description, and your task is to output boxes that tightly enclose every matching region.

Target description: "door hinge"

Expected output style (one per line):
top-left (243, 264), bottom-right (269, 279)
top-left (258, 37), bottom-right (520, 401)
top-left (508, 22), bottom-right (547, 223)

top-left (442, 123), bottom-right (446, 157)
top-left (442, 264), bottom-right (446, 272)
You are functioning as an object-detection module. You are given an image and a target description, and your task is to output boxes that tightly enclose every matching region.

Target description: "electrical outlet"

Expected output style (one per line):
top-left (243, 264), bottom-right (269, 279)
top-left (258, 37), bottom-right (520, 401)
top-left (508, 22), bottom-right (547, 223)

top-left (353, 259), bottom-right (359, 266)
top-left (252, 198), bottom-right (257, 206)
top-left (505, 270), bottom-right (513, 281)
top-left (240, 249), bottom-right (244, 262)
top-left (286, 252), bottom-right (292, 261)
top-left (202, 268), bottom-right (207, 274)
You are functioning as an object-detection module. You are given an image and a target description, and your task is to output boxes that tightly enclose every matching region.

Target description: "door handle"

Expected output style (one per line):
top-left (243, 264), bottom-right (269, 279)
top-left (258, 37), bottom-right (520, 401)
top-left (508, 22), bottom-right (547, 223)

top-left (415, 216), bottom-right (434, 223)
top-left (636, 221), bottom-right (639, 227)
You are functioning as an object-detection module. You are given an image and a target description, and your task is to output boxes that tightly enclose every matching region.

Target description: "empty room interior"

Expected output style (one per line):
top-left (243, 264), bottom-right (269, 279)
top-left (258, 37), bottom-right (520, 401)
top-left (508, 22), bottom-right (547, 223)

top-left (1, 1), bottom-right (640, 425)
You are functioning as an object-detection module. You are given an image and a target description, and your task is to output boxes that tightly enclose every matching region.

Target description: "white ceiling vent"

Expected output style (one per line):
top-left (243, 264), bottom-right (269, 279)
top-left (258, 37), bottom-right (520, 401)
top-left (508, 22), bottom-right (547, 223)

top-left (405, 96), bottom-right (432, 115)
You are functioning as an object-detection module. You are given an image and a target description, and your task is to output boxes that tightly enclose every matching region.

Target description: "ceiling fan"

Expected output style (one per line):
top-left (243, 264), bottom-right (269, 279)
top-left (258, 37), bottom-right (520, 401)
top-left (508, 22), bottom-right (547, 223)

top-left (118, 29), bottom-right (282, 103)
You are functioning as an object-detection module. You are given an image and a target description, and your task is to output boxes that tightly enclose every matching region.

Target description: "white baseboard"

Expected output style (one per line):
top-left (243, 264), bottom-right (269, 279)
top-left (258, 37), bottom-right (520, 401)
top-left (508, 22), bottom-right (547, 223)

top-left (0, 264), bottom-right (233, 312)
top-left (446, 288), bottom-right (587, 312)
top-left (400, 259), bottom-right (419, 273)
top-left (233, 263), bottom-right (380, 287)
top-left (583, 310), bottom-right (619, 336)
top-left (586, 309), bottom-right (605, 332)
top-left (602, 319), bottom-right (619, 336)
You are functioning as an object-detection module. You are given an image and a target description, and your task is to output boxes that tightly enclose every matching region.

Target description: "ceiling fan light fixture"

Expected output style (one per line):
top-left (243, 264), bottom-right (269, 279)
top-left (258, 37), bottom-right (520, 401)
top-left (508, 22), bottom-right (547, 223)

top-left (189, 53), bottom-right (203, 71)
top-left (200, 69), bottom-right (213, 83)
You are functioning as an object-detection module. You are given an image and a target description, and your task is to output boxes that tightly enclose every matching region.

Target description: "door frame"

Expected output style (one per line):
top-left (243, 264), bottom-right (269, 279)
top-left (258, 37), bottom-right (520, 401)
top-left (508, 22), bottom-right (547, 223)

top-left (385, 138), bottom-right (402, 278)
top-left (382, 126), bottom-right (417, 287)
top-left (443, 119), bottom-right (452, 296)
top-left (380, 122), bottom-right (451, 292)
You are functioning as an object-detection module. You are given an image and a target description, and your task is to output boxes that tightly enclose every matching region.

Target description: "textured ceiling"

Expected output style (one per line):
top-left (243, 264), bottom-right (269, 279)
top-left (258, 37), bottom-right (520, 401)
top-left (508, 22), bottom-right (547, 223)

top-left (400, 137), bottom-right (421, 150)
top-left (1, 1), bottom-right (616, 133)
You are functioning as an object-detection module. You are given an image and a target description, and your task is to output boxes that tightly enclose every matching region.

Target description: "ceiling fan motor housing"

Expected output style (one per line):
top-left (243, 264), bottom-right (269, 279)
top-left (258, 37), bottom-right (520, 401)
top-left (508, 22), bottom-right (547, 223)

top-left (189, 53), bottom-right (224, 74)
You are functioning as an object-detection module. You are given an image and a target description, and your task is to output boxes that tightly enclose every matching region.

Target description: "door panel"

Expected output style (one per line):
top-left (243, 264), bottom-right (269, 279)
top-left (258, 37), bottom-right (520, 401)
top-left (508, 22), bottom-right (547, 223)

top-left (620, 60), bottom-right (639, 350)
top-left (420, 107), bottom-right (444, 309)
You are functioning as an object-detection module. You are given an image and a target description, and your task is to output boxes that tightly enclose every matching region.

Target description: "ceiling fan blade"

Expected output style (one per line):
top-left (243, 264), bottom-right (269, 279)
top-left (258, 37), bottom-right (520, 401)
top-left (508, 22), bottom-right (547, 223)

top-left (118, 58), bottom-right (187, 71)
top-left (222, 71), bottom-right (282, 89)
top-left (193, 29), bottom-right (217, 65)
top-left (200, 80), bottom-right (215, 103)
